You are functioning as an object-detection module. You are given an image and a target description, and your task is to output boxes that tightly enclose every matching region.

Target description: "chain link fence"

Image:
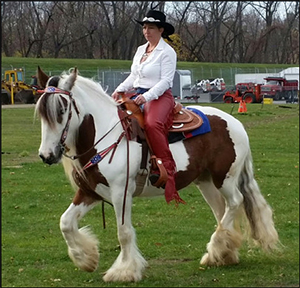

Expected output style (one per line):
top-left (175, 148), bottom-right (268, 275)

top-left (96, 67), bottom-right (290, 94)
top-left (1, 65), bottom-right (293, 96)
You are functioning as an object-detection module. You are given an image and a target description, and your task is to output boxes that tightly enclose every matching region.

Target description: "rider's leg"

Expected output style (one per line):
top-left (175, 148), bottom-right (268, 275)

top-left (143, 90), bottom-right (185, 204)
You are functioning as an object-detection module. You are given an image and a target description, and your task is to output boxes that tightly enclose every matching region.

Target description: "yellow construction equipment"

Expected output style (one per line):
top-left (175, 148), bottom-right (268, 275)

top-left (1, 68), bottom-right (38, 105)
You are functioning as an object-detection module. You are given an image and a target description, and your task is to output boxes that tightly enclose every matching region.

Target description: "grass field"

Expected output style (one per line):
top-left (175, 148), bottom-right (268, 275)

top-left (1, 102), bottom-right (299, 287)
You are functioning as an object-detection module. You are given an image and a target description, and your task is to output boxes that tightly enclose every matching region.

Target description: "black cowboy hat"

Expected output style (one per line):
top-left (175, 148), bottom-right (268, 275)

top-left (135, 10), bottom-right (175, 36)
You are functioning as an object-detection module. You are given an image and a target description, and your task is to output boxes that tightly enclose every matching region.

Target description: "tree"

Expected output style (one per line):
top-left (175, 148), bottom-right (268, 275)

top-left (1, 1), bottom-right (298, 64)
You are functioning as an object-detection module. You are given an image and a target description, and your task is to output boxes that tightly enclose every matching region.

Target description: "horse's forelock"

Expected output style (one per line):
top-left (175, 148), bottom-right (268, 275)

top-left (36, 93), bottom-right (68, 129)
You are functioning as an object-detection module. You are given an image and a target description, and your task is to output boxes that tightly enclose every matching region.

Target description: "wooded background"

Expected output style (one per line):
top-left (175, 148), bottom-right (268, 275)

top-left (1, 1), bottom-right (299, 64)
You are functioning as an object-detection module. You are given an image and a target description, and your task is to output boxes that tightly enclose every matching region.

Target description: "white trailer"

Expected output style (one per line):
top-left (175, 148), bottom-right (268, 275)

top-left (235, 67), bottom-right (299, 88)
top-left (171, 69), bottom-right (192, 99)
top-left (279, 67), bottom-right (299, 89)
top-left (235, 73), bottom-right (277, 85)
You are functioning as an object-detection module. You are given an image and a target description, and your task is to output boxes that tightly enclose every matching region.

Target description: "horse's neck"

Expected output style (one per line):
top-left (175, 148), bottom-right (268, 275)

top-left (78, 95), bottom-right (122, 147)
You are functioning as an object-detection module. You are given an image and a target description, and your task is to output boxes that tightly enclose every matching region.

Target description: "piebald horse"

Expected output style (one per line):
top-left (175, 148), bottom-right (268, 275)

top-left (35, 67), bottom-right (279, 282)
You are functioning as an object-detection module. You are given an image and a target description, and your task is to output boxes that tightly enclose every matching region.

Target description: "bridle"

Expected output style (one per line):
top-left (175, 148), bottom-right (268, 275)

top-left (38, 86), bottom-right (127, 165)
top-left (38, 86), bottom-right (80, 155)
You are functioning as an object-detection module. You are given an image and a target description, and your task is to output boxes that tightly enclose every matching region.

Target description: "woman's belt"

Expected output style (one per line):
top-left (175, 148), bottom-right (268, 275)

top-left (135, 87), bottom-right (149, 94)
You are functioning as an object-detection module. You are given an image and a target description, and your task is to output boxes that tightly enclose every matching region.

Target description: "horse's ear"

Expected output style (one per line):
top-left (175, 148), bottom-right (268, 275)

top-left (37, 66), bottom-right (49, 88)
top-left (64, 67), bottom-right (78, 91)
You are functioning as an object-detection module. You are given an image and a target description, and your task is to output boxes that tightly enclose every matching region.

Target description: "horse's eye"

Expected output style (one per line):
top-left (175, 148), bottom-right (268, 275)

top-left (59, 103), bottom-right (67, 115)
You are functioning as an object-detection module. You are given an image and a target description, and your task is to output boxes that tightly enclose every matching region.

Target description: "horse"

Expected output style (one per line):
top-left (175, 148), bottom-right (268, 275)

top-left (35, 66), bottom-right (279, 283)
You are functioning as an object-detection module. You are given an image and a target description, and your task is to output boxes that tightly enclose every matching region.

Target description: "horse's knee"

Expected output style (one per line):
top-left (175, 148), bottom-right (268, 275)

top-left (60, 211), bottom-right (73, 233)
top-left (59, 203), bottom-right (86, 234)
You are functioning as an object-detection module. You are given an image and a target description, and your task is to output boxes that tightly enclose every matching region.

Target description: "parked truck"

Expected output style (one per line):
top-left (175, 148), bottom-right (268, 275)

top-left (260, 76), bottom-right (298, 102)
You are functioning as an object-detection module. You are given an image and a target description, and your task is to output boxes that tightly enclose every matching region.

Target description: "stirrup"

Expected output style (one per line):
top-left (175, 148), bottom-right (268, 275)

top-left (149, 155), bottom-right (168, 188)
top-left (149, 173), bottom-right (166, 189)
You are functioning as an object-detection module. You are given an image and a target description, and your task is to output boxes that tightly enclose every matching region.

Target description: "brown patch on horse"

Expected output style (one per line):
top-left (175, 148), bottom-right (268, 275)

top-left (175, 115), bottom-right (236, 190)
top-left (72, 114), bottom-right (109, 206)
top-left (72, 188), bottom-right (103, 205)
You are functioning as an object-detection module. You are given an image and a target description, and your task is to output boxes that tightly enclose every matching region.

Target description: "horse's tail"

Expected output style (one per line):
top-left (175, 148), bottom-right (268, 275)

top-left (239, 149), bottom-right (280, 252)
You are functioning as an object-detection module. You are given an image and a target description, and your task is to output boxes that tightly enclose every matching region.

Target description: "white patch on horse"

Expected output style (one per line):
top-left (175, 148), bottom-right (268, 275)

top-left (170, 141), bottom-right (190, 172)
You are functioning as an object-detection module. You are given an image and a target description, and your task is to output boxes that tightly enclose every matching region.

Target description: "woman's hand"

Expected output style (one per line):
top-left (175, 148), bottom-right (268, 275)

top-left (134, 94), bottom-right (146, 105)
top-left (111, 91), bottom-right (122, 101)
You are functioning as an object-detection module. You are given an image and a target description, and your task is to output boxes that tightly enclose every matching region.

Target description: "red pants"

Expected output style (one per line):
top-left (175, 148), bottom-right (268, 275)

top-left (143, 89), bottom-right (185, 204)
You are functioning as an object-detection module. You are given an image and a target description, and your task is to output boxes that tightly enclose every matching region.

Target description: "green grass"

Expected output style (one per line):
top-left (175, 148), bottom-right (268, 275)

top-left (1, 103), bottom-right (299, 287)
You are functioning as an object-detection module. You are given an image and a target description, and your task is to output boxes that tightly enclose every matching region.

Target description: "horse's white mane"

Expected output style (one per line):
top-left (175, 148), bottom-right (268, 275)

top-left (60, 70), bottom-right (117, 106)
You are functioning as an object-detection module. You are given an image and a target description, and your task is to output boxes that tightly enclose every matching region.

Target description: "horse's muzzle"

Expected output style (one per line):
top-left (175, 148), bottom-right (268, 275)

top-left (39, 152), bottom-right (59, 165)
top-left (39, 146), bottom-right (62, 165)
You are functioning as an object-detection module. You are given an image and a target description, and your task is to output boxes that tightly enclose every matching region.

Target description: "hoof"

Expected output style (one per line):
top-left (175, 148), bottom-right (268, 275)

top-left (103, 269), bottom-right (142, 283)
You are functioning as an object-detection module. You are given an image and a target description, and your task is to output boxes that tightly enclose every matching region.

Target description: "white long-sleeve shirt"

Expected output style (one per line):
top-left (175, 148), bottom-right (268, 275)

top-left (115, 37), bottom-right (177, 102)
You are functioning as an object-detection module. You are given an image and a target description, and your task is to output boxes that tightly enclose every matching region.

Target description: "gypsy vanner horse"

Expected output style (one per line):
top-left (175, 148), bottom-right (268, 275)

top-left (35, 67), bottom-right (279, 283)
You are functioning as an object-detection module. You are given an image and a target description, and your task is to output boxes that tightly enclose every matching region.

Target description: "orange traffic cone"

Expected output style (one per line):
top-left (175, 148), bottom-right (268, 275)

top-left (238, 100), bottom-right (247, 114)
top-left (238, 100), bottom-right (244, 113)
top-left (242, 100), bottom-right (247, 113)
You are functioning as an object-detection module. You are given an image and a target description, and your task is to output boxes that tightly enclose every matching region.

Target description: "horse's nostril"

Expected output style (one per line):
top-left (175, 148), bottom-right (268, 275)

top-left (39, 152), bottom-right (58, 165)
top-left (39, 154), bottom-right (46, 162)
